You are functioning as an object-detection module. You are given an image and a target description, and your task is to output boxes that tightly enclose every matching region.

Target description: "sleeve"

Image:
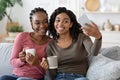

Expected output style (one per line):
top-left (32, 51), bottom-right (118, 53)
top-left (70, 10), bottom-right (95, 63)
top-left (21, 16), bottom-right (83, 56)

top-left (46, 42), bottom-right (54, 57)
top-left (83, 34), bottom-right (102, 56)
top-left (10, 32), bottom-right (26, 68)
top-left (46, 43), bottom-right (57, 80)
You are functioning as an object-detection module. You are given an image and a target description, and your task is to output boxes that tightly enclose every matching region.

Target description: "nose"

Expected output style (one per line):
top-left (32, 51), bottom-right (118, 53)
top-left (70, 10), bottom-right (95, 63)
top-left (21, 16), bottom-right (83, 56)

top-left (58, 21), bottom-right (64, 26)
top-left (39, 23), bottom-right (47, 28)
top-left (39, 23), bottom-right (44, 27)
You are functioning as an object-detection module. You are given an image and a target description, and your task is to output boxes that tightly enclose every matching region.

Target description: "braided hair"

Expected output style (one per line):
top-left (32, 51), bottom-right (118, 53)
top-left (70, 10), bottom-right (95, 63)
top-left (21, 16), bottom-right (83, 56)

top-left (29, 7), bottom-right (48, 22)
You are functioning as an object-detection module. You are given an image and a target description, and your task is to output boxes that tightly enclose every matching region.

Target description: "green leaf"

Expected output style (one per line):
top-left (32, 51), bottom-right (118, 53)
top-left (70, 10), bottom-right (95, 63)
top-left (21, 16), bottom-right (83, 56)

top-left (0, 0), bottom-right (23, 21)
top-left (8, 26), bottom-right (23, 32)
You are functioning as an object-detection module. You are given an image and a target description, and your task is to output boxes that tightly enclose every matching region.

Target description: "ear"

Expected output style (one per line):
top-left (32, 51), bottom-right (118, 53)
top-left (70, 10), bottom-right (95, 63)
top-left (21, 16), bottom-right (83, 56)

top-left (31, 22), bottom-right (34, 30)
top-left (31, 21), bottom-right (33, 27)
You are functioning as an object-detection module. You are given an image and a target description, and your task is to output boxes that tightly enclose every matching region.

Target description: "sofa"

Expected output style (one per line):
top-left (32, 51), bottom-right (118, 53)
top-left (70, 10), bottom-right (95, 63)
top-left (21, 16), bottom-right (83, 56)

top-left (0, 43), bottom-right (13, 75)
top-left (0, 43), bottom-right (51, 80)
top-left (0, 43), bottom-right (120, 80)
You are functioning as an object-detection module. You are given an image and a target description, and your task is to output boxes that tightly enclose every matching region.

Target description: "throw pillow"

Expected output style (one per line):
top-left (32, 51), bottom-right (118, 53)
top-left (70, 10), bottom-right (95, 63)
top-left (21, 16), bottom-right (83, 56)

top-left (100, 46), bottom-right (120, 60)
top-left (87, 54), bottom-right (120, 80)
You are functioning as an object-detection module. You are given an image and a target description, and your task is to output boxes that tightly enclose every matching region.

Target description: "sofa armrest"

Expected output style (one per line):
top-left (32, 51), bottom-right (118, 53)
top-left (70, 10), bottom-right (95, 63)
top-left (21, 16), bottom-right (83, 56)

top-left (0, 43), bottom-right (13, 75)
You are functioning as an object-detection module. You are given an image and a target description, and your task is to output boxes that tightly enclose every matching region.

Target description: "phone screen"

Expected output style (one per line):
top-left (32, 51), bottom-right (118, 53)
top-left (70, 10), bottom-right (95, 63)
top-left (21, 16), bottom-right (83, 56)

top-left (78, 14), bottom-right (92, 27)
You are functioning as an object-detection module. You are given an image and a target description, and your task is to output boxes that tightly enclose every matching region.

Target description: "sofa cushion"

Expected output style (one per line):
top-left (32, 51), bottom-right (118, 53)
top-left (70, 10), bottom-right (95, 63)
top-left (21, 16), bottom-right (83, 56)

top-left (87, 53), bottom-right (120, 80)
top-left (100, 46), bottom-right (120, 60)
top-left (87, 46), bottom-right (120, 80)
top-left (0, 43), bottom-right (13, 75)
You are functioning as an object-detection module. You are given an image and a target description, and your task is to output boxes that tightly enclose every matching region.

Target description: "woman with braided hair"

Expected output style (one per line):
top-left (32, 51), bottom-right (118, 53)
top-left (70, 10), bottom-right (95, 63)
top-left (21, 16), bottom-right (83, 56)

top-left (0, 7), bottom-right (51, 80)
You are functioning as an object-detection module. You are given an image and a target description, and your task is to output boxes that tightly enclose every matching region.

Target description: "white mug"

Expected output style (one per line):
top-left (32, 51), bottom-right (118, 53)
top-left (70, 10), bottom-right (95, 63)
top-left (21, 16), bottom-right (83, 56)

top-left (47, 56), bottom-right (58, 69)
top-left (25, 48), bottom-right (36, 56)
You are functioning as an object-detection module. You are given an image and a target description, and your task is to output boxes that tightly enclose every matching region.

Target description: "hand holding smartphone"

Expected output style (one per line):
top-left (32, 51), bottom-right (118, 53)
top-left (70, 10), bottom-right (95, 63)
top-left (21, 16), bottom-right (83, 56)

top-left (78, 14), bottom-right (92, 28)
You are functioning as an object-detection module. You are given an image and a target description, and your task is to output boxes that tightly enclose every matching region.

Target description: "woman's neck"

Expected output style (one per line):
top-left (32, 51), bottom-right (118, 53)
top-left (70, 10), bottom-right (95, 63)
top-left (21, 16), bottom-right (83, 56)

top-left (57, 33), bottom-right (72, 48)
top-left (30, 32), bottom-right (48, 45)
top-left (58, 32), bottom-right (71, 42)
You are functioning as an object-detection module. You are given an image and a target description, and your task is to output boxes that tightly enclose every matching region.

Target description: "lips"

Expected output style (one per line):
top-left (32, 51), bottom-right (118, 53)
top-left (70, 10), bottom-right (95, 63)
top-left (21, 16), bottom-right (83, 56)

top-left (57, 27), bottom-right (65, 31)
top-left (39, 29), bottom-right (46, 32)
top-left (36, 28), bottom-right (46, 33)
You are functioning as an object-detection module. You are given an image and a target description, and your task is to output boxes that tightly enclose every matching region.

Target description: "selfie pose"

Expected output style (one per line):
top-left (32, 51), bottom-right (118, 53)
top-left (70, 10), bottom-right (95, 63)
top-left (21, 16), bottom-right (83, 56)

top-left (0, 7), bottom-right (51, 80)
top-left (46, 7), bottom-right (102, 80)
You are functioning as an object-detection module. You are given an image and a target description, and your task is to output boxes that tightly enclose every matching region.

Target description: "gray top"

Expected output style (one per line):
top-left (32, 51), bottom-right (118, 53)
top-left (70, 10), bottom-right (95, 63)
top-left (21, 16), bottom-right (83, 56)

top-left (46, 33), bottom-right (102, 76)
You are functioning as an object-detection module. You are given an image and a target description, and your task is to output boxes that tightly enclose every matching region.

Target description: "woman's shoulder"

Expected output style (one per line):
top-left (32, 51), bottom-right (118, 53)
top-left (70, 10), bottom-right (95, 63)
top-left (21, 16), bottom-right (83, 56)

top-left (18, 32), bottom-right (29, 36)
top-left (77, 33), bottom-right (90, 41)
top-left (78, 33), bottom-right (86, 38)
top-left (15, 32), bottom-right (30, 40)
top-left (47, 39), bottom-right (56, 46)
top-left (43, 35), bottom-right (52, 41)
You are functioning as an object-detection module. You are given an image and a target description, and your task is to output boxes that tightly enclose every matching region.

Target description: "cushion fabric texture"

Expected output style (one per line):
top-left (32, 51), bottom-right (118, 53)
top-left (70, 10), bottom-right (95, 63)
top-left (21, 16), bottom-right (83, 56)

top-left (0, 43), bottom-right (13, 75)
top-left (87, 46), bottom-right (120, 80)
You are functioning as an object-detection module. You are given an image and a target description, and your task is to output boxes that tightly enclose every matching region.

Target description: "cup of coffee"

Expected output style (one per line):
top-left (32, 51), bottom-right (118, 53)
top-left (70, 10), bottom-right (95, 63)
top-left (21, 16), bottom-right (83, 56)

top-left (25, 48), bottom-right (36, 56)
top-left (47, 56), bottom-right (58, 69)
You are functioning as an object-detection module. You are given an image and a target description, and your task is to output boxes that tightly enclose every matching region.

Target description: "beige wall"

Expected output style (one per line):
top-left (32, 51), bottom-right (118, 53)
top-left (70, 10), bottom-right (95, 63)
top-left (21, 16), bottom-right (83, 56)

top-left (0, 0), bottom-right (120, 45)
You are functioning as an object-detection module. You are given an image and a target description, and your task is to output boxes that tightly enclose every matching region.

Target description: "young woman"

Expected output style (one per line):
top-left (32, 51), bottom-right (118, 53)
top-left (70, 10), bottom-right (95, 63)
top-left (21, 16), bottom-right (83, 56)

top-left (0, 7), bottom-right (51, 80)
top-left (46, 7), bottom-right (102, 80)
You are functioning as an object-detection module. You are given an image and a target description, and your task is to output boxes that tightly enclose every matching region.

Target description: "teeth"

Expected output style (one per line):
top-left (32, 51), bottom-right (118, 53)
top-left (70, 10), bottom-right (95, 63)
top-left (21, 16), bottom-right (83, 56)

top-left (58, 27), bottom-right (64, 30)
top-left (39, 29), bottom-right (45, 32)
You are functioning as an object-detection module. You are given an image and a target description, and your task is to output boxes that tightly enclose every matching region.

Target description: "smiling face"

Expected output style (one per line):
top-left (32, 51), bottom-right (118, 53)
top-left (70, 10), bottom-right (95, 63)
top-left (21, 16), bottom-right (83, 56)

top-left (31, 12), bottom-right (48, 36)
top-left (54, 13), bottom-right (73, 35)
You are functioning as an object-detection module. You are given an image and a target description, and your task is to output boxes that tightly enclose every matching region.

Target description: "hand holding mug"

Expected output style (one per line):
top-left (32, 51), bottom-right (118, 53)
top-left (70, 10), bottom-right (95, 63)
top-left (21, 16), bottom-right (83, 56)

top-left (19, 50), bottom-right (26, 62)
top-left (26, 53), bottom-right (39, 66)
top-left (40, 58), bottom-right (48, 70)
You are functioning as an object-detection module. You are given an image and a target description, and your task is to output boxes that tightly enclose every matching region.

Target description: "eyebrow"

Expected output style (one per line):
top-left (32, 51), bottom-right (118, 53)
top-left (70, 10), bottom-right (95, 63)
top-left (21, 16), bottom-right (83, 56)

top-left (56, 17), bottom-right (70, 20)
top-left (34, 18), bottom-right (48, 22)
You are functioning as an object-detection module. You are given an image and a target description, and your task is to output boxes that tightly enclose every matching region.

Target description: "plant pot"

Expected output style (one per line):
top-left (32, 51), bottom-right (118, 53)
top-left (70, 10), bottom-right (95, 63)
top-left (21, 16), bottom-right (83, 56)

top-left (6, 22), bottom-right (19, 34)
top-left (8, 32), bottom-right (20, 37)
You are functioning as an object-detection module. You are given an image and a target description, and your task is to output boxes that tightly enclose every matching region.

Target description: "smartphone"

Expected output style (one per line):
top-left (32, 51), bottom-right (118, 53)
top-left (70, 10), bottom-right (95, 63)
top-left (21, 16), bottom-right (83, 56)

top-left (78, 14), bottom-right (92, 28)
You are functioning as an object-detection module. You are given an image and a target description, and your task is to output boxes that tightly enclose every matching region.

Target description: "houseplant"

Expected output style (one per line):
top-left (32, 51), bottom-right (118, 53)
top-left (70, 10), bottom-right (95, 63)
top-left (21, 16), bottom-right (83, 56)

top-left (7, 26), bottom-right (23, 37)
top-left (0, 0), bottom-right (23, 22)
top-left (0, 0), bottom-right (23, 37)
top-left (8, 26), bottom-right (23, 32)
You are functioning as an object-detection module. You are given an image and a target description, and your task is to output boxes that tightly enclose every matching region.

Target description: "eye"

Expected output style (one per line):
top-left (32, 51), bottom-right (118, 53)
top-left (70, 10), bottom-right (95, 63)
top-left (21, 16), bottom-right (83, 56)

top-left (34, 22), bottom-right (40, 25)
top-left (55, 19), bottom-right (60, 23)
top-left (64, 20), bottom-right (69, 23)
top-left (43, 20), bottom-right (48, 24)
